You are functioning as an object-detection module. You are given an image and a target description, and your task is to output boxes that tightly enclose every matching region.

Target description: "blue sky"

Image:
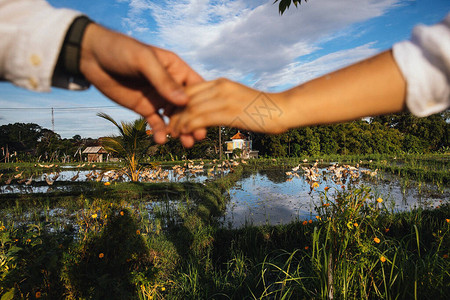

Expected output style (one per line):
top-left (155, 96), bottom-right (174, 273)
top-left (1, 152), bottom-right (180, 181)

top-left (0, 0), bottom-right (449, 138)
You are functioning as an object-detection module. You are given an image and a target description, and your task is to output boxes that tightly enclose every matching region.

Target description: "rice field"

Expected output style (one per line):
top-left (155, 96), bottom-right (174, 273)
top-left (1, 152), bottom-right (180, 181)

top-left (0, 154), bottom-right (448, 299)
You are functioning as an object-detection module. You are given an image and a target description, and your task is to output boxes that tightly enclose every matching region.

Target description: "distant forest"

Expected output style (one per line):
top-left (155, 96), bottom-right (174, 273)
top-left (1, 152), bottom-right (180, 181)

top-left (1, 112), bottom-right (448, 162)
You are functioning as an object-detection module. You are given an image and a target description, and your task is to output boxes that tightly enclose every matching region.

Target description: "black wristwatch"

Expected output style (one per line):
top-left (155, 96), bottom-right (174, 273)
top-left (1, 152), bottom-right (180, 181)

top-left (59, 16), bottom-right (93, 76)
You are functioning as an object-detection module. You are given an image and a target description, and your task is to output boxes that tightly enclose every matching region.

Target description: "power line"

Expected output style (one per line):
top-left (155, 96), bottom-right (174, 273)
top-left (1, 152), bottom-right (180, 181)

top-left (0, 105), bottom-right (118, 111)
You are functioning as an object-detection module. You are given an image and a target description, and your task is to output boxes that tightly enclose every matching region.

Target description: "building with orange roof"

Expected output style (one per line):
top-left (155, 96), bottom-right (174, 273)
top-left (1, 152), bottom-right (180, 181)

top-left (225, 131), bottom-right (258, 159)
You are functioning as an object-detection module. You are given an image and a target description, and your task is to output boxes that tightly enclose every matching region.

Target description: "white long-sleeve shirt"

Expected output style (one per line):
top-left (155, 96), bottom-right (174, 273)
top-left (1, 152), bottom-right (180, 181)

top-left (0, 0), bottom-right (85, 92)
top-left (393, 13), bottom-right (450, 117)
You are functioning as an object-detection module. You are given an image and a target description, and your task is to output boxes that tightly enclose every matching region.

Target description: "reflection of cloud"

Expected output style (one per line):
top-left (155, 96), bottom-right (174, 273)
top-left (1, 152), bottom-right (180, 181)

top-left (226, 184), bottom-right (318, 228)
top-left (225, 169), bottom-right (448, 228)
top-left (121, 0), bottom-right (399, 89)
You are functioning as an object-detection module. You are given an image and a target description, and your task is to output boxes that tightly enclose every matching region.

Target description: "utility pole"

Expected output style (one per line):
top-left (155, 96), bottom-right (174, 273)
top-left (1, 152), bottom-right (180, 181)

top-left (218, 126), bottom-right (222, 160)
top-left (51, 107), bottom-right (55, 132)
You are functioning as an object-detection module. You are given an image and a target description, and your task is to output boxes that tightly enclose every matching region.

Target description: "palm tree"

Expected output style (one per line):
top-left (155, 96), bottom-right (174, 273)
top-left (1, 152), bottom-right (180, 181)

top-left (97, 113), bottom-right (150, 182)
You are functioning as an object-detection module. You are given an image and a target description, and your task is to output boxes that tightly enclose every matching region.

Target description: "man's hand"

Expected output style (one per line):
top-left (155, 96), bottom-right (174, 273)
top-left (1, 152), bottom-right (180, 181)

top-left (79, 23), bottom-right (206, 146)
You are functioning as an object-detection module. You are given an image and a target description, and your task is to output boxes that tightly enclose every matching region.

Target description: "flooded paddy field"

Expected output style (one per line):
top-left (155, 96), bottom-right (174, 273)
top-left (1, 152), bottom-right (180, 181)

top-left (0, 163), bottom-right (229, 194)
top-left (0, 157), bottom-right (448, 299)
top-left (1, 159), bottom-right (448, 229)
top-left (221, 167), bottom-right (449, 228)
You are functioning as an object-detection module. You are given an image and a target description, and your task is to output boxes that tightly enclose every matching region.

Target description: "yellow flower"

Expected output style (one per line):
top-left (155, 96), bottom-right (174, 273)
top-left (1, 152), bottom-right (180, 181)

top-left (161, 287), bottom-right (166, 292)
top-left (380, 256), bottom-right (386, 263)
top-left (304, 246), bottom-right (309, 250)
top-left (120, 211), bottom-right (124, 216)
top-left (99, 253), bottom-right (104, 259)
top-left (377, 197), bottom-right (383, 203)
top-left (309, 219), bottom-right (312, 224)
top-left (385, 228), bottom-right (390, 233)
top-left (312, 182), bottom-right (319, 189)
top-left (316, 216), bottom-right (321, 220)
top-left (36, 291), bottom-right (42, 298)
top-left (446, 219), bottom-right (450, 223)
top-left (0, 225), bottom-right (5, 231)
top-left (374, 237), bottom-right (381, 244)
top-left (104, 182), bottom-right (111, 186)
top-left (302, 220), bottom-right (308, 226)
top-left (136, 230), bottom-right (141, 235)
top-left (91, 214), bottom-right (98, 219)
top-left (26, 239), bottom-right (31, 243)
top-left (443, 254), bottom-right (449, 259)
top-left (104, 214), bottom-right (107, 219)
top-left (323, 203), bottom-right (330, 207)
top-left (354, 222), bottom-right (359, 227)
top-left (324, 186), bottom-right (330, 191)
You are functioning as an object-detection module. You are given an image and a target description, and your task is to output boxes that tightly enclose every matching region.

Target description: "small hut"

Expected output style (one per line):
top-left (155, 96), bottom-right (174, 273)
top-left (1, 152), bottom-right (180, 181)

top-left (82, 146), bottom-right (108, 162)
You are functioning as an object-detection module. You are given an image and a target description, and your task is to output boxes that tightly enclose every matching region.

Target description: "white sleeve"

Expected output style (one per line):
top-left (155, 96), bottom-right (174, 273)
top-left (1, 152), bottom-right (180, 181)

top-left (0, 0), bottom-right (87, 92)
top-left (393, 13), bottom-right (450, 117)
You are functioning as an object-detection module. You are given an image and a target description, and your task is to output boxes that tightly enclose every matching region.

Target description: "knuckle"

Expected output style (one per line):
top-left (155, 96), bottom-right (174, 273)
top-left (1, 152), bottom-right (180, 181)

top-left (216, 77), bottom-right (230, 86)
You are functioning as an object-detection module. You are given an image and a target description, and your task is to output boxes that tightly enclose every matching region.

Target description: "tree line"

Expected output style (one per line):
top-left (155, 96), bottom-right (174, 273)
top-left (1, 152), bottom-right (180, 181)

top-left (157, 112), bottom-right (449, 159)
top-left (0, 112), bottom-right (448, 162)
top-left (0, 123), bottom-right (98, 162)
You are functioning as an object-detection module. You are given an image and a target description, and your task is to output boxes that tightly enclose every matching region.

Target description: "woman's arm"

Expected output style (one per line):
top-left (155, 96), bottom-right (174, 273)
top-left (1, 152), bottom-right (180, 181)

top-left (280, 50), bottom-right (406, 129)
top-left (171, 50), bottom-right (407, 136)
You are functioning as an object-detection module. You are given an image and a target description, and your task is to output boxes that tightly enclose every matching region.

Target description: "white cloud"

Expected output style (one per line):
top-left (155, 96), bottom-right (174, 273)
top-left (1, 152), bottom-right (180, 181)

top-left (120, 0), bottom-right (400, 89)
top-left (120, 0), bottom-right (154, 34)
top-left (257, 42), bottom-right (380, 90)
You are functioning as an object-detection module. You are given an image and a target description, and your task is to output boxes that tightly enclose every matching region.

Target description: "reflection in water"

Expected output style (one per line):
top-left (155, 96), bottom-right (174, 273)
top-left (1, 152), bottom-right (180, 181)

top-left (2, 166), bottom-right (448, 230)
top-left (221, 168), bottom-right (449, 229)
top-left (0, 168), bottom-right (225, 194)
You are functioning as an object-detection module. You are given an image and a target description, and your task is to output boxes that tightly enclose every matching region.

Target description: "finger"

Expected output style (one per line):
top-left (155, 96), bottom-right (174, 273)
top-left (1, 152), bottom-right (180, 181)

top-left (193, 128), bottom-right (207, 141)
top-left (146, 113), bottom-right (167, 144)
top-left (169, 62), bottom-right (204, 87)
top-left (176, 99), bottom-right (229, 133)
top-left (180, 134), bottom-right (195, 148)
top-left (166, 107), bottom-right (184, 138)
top-left (85, 62), bottom-right (169, 122)
top-left (139, 50), bottom-right (188, 106)
top-left (183, 112), bottom-right (224, 132)
top-left (152, 46), bottom-right (204, 86)
top-left (184, 81), bottom-right (219, 99)
top-left (184, 68), bottom-right (204, 86)
top-left (178, 110), bottom-right (241, 133)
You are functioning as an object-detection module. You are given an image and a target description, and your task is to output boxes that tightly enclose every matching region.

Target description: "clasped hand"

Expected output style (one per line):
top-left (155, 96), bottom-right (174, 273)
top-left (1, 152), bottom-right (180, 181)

top-left (80, 23), bottom-right (207, 148)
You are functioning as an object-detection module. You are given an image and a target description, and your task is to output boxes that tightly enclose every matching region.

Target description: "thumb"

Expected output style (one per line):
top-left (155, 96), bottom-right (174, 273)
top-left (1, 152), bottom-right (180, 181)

top-left (140, 51), bottom-right (188, 106)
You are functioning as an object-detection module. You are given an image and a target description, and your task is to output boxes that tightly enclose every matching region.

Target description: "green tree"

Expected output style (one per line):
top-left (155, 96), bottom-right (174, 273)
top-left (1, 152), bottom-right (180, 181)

top-left (0, 122), bottom-right (44, 153)
top-left (372, 112), bottom-right (449, 152)
top-left (98, 113), bottom-right (150, 182)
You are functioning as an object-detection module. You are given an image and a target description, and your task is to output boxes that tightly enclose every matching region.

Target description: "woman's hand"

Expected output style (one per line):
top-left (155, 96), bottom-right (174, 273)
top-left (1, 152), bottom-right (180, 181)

top-left (170, 78), bottom-right (290, 139)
